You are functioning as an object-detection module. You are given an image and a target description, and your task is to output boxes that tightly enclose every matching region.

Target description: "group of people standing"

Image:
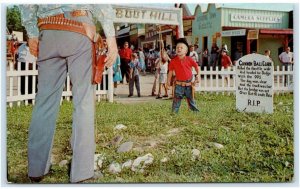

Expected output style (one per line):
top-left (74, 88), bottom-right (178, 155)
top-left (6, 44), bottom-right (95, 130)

top-left (116, 39), bottom-right (202, 114)
top-left (189, 43), bottom-right (233, 84)
top-left (116, 41), bottom-right (176, 99)
top-left (112, 40), bottom-right (174, 99)
top-left (188, 43), bottom-right (234, 71)
top-left (116, 40), bottom-right (235, 99)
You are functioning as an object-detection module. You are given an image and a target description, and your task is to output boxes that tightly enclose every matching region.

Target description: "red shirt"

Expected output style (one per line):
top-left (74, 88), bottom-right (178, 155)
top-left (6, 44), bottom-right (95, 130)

top-left (119, 48), bottom-right (132, 60)
top-left (169, 56), bottom-right (198, 81)
top-left (221, 55), bottom-right (232, 69)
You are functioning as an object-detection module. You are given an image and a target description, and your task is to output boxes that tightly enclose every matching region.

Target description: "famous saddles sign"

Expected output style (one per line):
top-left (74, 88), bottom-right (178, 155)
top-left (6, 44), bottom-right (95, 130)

top-left (236, 54), bottom-right (274, 114)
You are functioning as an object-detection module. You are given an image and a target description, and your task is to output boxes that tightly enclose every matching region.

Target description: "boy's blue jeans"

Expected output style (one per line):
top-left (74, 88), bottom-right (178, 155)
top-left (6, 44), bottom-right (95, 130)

top-left (172, 84), bottom-right (199, 113)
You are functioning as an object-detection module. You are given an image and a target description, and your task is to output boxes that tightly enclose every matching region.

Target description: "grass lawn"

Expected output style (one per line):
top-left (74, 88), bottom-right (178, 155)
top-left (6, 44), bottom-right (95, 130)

top-left (6, 93), bottom-right (294, 183)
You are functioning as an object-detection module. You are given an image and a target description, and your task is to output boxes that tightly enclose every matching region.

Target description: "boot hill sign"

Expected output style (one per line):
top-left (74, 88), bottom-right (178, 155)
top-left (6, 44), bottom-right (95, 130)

top-left (112, 5), bottom-right (184, 38)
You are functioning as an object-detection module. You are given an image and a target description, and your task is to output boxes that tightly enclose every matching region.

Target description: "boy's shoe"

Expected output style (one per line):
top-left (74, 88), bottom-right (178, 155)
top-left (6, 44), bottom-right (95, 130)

top-left (163, 95), bottom-right (168, 97)
top-left (128, 95), bottom-right (133, 97)
top-left (138, 94), bottom-right (141, 97)
top-left (156, 96), bottom-right (162, 99)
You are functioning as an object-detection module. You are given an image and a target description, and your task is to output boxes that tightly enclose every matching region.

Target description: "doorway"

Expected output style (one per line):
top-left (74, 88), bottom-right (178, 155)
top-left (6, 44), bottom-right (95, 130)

top-left (203, 36), bottom-right (208, 50)
top-left (250, 39), bottom-right (257, 53)
top-left (231, 36), bottom-right (246, 62)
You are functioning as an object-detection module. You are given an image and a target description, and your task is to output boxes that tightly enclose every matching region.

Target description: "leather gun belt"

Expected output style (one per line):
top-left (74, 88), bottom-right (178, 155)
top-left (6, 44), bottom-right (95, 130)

top-left (175, 81), bottom-right (192, 87)
top-left (38, 11), bottom-right (96, 42)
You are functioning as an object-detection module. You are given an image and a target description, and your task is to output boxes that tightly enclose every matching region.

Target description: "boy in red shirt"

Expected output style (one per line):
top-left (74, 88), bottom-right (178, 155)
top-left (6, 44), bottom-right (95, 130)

top-left (167, 38), bottom-right (200, 113)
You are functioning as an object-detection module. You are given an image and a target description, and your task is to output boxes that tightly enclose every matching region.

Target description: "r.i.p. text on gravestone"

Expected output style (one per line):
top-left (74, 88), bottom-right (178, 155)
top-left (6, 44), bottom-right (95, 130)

top-left (236, 54), bottom-right (273, 113)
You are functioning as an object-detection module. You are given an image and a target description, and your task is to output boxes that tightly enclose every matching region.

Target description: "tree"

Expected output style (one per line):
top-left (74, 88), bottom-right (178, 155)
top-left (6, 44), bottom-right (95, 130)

top-left (6, 5), bottom-right (25, 34)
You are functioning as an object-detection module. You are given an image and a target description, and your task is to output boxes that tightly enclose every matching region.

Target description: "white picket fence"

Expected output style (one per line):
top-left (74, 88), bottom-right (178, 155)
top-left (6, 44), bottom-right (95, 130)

top-left (6, 60), bottom-right (113, 108)
top-left (6, 60), bottom-right (293, 107)
top-left (195, 66), bottom-right (294, 94)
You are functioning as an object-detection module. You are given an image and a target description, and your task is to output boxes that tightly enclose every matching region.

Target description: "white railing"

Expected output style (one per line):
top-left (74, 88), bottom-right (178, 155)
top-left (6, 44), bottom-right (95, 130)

top-left (6, 60), bottom-right (113, 108)
top-left (195, 66), bottom-right (294, 94)
top-left (6, 61), bottom-right (293, 107)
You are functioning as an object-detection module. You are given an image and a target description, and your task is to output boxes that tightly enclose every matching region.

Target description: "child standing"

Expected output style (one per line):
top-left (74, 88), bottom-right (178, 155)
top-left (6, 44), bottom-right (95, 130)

top-left (156, 55), bottom-right (169, 99)
top-left (167, 38), bottom-right (200, 113)
top-left (128, 53), bottom-right (142, 97)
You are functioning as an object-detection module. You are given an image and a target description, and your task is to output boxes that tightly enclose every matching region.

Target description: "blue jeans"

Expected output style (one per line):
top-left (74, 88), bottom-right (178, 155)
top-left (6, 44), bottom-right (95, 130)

top-left (172, 84), bottom-right (199, 113)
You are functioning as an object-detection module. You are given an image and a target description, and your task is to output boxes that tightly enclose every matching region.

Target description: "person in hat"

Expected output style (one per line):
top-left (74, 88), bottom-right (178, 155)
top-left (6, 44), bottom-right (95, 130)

top-left (166, 38), bottom-right (200, 113)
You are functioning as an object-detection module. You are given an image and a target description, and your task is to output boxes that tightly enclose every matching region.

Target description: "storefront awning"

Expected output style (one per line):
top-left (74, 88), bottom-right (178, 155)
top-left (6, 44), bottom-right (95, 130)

top-left (116, 27), bottom-right (130, 36)
top-left (260, 29), bottom-right (293, 35)
top-left (116, 34), bottom-right (130, 39)
top-left (222, 27), bottom-right (293, 35)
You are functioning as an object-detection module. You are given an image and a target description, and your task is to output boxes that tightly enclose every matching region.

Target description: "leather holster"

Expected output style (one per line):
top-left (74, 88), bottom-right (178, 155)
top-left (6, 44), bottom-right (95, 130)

top-left (92, 35), bottom-right (106, 85)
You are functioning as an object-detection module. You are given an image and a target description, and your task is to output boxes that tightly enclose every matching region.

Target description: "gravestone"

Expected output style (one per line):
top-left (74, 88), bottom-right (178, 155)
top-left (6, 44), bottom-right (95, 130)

top-left (236, 54), bottom-right (273, 113)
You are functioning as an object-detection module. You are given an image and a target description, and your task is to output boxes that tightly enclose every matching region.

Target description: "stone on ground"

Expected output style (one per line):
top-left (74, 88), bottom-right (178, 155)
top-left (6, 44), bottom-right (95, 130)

top-left (108, 162), bottom-right (122, 174)
top-left (117, 141), bottom-right (133, 153)
top-left (131, 153), bottom-right (154, 172)
top-left (213, 142), bottom-right (224, 149)
top-left (58, 160), bottom-right (68, 167)
top-left (114, 124), bottom-right (127, 130)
